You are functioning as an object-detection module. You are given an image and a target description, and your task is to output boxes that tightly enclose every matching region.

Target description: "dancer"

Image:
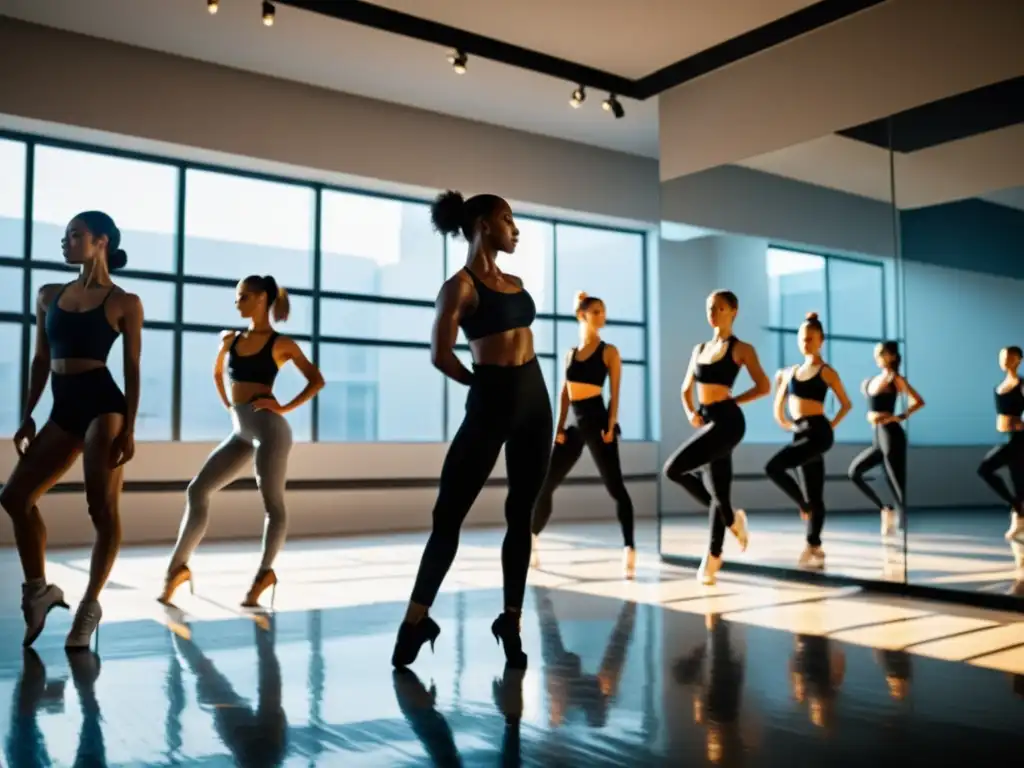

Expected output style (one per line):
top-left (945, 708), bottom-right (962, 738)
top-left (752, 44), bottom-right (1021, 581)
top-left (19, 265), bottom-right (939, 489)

top-left (392, 190), bottom-right (552, 671)
top-left (531, 291), bottom-right (636, 577)
top-left (663, 291), bottom-right (771, 586)
top-left (848, 341), bottom-right (925, 536)
top-left (1, 211), bottom-right (142, 650)
top-left (765, 312), bottom-right (852, 568)
top-left (159, 275), bottom-right (324, 608)
top-left (978, 346), bottom-right (1024, 542)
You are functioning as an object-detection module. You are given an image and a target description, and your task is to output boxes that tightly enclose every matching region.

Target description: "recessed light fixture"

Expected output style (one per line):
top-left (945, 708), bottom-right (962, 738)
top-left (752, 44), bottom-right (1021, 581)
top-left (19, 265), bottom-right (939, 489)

top-left (262, 1), bottom-right (275, 26)
top-left (207, 0), bottom-right (219, 14)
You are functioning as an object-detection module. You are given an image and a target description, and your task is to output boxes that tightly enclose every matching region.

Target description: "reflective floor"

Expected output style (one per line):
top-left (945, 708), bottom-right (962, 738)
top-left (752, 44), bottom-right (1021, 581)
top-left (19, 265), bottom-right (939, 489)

top-left (1, 522), bottom-right (1023, 766)
top-left (661, 508), bottom-right (1024, 595)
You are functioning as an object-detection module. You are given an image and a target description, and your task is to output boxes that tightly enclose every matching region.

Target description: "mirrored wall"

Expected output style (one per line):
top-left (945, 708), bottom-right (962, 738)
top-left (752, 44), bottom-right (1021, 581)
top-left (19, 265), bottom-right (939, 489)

top-left (657, 121), bottom-right (908, 586)
top-left (895, 76), bottom-right (1024, 601)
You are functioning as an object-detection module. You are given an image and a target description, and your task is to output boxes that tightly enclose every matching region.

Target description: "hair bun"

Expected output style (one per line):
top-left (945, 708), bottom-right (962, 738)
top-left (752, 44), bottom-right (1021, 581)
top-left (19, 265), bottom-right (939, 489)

top-left (110, 248), bottom-right (128, 271)
top-left (430, 190), bottom-right (466, 236)
top-left (575, 290), bottom-right (588, 301)
top-left (805, 311), bottom-right (819, 321)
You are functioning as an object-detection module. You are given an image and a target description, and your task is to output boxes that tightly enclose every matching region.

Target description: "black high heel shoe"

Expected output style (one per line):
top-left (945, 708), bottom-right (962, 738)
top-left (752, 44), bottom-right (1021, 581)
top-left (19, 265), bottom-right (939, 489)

top-left (491, 612), bottom-right (528, 670)
top-left (391, 616), bottom-right (441, 668)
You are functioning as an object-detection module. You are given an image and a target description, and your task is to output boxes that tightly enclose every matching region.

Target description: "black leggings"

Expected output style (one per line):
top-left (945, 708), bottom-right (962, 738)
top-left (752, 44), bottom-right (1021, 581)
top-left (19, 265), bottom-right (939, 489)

top-left (978, 431), bottom-right (1024, 511)
top-left (765, 416), bottom-right (834, 547)
top-left (663, 400), bottom-right (746, 558)
top-left (410, 358), bottom-right (553, 611)
top-left (532, 397), bottom-right (634, 547)
top-left (848, 421), bottom-right (907, 526)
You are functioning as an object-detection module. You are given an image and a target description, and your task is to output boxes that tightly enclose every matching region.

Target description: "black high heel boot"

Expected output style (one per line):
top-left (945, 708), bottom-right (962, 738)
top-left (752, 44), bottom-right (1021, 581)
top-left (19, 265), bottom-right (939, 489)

top-left (391, 616), bottom-right (441, 668)
top-left (491, 612), bottom-right (528, 670)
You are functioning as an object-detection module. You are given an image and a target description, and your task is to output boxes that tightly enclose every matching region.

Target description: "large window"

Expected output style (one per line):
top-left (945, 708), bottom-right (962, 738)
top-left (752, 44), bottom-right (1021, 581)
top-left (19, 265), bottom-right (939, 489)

top-left (2, 132), bottom-right (653, 443)
top-left (766, 247), bottom-right (888, 444)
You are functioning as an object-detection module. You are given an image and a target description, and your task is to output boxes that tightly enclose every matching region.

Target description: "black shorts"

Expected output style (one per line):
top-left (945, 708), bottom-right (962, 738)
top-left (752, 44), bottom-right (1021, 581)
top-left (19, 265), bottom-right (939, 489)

top-left (50, 367), bottom-right (128, 439)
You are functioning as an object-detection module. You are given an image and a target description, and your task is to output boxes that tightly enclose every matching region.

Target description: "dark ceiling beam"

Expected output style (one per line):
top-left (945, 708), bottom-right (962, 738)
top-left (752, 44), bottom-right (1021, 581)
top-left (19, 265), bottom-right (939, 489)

top-left (633, 0), bottom-right (888, 99)
top-left (276, 0), bottom-right (889, 102)
top-left (276, 0), bottom-right (637, 98)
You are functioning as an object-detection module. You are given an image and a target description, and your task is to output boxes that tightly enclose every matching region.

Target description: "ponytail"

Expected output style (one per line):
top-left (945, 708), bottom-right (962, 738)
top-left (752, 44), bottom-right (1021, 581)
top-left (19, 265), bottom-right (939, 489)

top-left (243, 274), bottom-right (289, 323)
top-left (880, 340), bottom-right (901, 372)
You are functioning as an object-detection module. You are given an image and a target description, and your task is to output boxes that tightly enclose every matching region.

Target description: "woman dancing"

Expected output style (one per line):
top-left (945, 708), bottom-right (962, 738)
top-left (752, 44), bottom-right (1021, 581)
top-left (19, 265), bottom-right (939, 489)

top-left (848, 341), bottom-right (924, 536)
top-left (1, 211), bottom-right (142, 650)
top-left (765, 312), bottom-right (852, 568)
top-left (392, 190), bottom-right (552, 671)
top-left (159, 275), bottom-right (324, 608)
top-left (978, 345), bottom-right (1024, 542)
top-left (663, 290), bottom-right (770, 586)
top-left (531, 291), bottom-right (636, 577)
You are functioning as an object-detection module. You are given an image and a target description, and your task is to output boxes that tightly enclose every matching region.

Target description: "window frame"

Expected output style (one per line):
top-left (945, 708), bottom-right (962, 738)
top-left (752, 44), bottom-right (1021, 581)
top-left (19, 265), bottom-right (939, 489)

top-left (0, 129), bottom-right (652, 443)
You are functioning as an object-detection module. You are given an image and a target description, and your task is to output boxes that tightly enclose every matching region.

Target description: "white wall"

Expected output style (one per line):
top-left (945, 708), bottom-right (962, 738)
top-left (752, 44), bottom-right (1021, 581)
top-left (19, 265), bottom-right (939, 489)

top-left (0, 17), bottom-right (659, 227)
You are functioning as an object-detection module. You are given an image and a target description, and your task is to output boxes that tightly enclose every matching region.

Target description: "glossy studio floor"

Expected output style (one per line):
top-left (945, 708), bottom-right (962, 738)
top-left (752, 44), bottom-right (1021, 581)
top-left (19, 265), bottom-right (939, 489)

top-left (1, 522), bottom-right (1022, 767)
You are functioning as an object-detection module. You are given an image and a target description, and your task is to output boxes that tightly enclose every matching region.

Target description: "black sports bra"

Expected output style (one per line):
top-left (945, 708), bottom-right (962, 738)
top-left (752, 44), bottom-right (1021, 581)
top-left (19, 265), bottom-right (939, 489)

top-left (45, 283), bottom-right (120, 362)
top-left (787, 364), bottom-right (830, 403)
top-left (460, 268), bottom-right (536, 341)
top-left (227, 332), bottom-right (280, 387)
top-left (693, 337), bottom-right (741, 387)
top-left (565, 342), bottom-right (608, 387)
top-left (866, 377), bottom-right (898, 413)
top-left (995, 382), bottom-right (1024, 417)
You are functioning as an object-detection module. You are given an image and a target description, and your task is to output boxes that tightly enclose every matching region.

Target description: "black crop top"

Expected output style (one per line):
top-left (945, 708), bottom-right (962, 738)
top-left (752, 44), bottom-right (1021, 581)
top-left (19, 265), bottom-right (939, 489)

top-left (866, 377), bottom-right (898, 413)
top-left (995, 382), bottom-right (1024, 417)
top-left (787, 364), bottom-right (830, 403)
top-left (693, 337), bottom-right (741, 387)
top-left (565, 342), bottom-right (608, 387)
top-left (460, 268), bottom-right (536, 341)
top-left (227, 332), bottom-right (280, 386)
top-left (45, 283), bottom-right (120, 362)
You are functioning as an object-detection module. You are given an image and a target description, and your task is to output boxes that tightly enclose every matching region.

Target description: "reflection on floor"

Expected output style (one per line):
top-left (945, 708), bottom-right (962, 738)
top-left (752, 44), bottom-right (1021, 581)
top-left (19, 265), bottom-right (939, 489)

top-left (1, 522), bottom-right (1022, 766)
top-left (661, 508), bottom-right (1024, 595)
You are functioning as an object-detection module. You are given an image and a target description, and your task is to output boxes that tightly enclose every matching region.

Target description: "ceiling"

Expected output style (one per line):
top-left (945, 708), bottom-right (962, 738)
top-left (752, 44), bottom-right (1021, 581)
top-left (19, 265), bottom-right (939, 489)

top-left (0, 0), bottom-right (827, 158)
top-left (736, 75), bottom-right (1024, 211)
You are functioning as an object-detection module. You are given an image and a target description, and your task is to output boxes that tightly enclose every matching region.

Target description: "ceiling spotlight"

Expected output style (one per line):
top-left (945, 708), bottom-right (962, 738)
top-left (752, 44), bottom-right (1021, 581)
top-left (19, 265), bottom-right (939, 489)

top-left (602, 94), bottom-right (625, 119)
top-left (447, 49), bottom-right (468, 74)
top-left (262, 1), bottom-right (275, 26)
top-left (569, 85), bottom-right (586, 109)
top-left (207, 0), bottom-right (219, 13)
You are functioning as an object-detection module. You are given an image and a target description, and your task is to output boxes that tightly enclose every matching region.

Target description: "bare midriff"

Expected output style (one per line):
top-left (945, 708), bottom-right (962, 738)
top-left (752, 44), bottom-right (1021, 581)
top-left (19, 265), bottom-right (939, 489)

top-left (470, 328), bottom-right (536, 367)
top-left (996, 415), bottom-right (1022, 434)
top-left (789, 396), bottom-right (825, 420)
top-left (231, 381), bottom-right (275, 406)
top-left (696, 383), bottom-right (732, 407)
top-left (567, 382), bottom-right (603, 401)
top-left (51, 358), bottom-right (107, 375)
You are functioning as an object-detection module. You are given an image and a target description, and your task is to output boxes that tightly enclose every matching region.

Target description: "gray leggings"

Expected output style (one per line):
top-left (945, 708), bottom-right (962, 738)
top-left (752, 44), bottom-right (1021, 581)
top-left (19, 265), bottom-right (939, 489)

top-left (168, 404), bottom-right (293, 573)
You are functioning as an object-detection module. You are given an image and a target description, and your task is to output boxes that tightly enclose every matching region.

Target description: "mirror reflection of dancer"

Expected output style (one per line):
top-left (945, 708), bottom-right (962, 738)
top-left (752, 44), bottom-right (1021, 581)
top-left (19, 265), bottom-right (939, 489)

top-left (848, 341), bottom-right (925, 537)
top-left (1, 211), bottom-right (142, 650)
top-left (663, 291), bottom-right (771, 585)
top-left (978, 346), bottom-right (1024, 542)
top-left (159, 275), bottom-right (324, 608)
top-left (531, 292), bottom-right (636, 578)
top-left (765, 312), bottom-right (852, 569)
top-left (392, 191), bottom-right (552, 671)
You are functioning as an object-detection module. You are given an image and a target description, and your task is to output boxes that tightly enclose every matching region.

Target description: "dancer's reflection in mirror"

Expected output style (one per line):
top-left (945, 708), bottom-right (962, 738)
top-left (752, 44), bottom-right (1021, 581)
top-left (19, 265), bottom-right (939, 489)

top-left (534, 586), bottom-right (637, 729)
top-left (790, 634), bottom-right (847, 727)
top-left (172, 618), bottom-right (287, 767)
top-left (673, 614), bottom-right (745, 764)
top-left (6, 648), bottom-right (106, 768)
